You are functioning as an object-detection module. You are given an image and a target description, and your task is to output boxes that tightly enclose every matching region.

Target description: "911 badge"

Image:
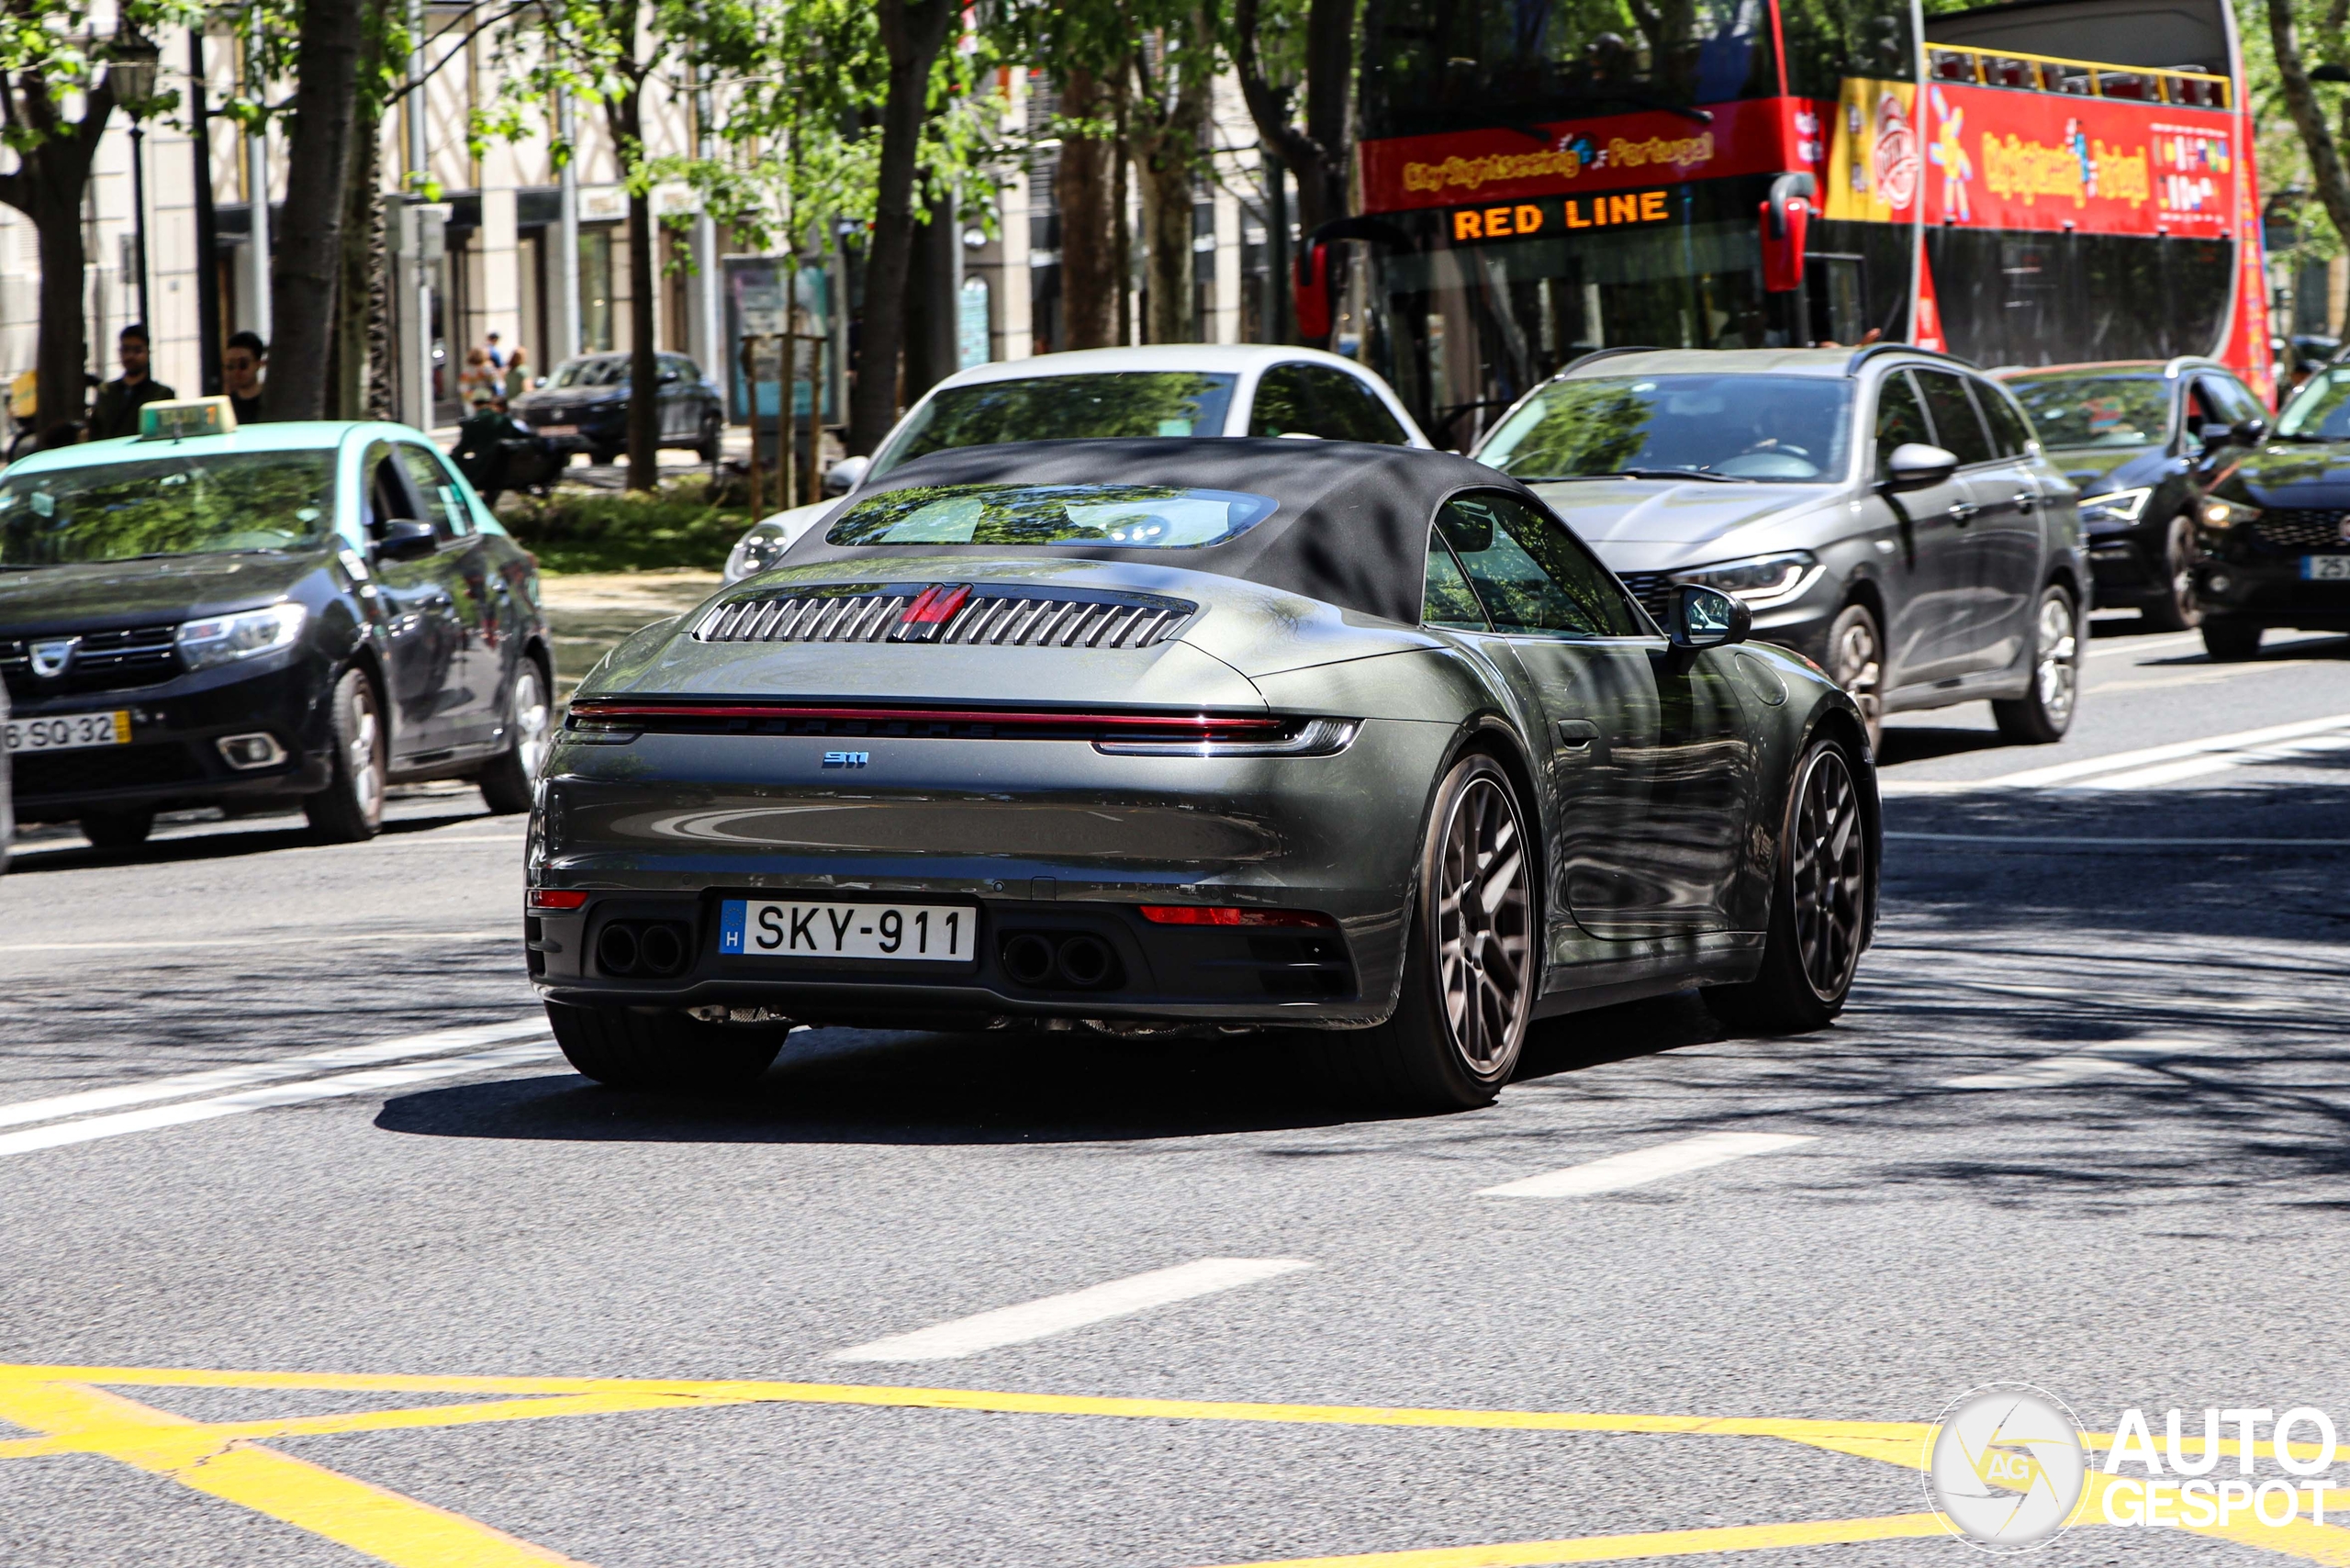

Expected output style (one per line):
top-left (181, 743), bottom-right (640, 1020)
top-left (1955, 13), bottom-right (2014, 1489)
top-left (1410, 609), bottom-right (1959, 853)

top-left (823, 750), bottom-right (869, 767)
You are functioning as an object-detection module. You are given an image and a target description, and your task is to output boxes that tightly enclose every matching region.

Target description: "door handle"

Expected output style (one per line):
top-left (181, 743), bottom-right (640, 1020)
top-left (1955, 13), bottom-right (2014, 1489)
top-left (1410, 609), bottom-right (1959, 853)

top-left (1947, 501), bottom-right (1981, 523)
top-left (1555, 719), bottom-right (1601, 752)
top-left (2014, 492), bottom-right (2037, 513)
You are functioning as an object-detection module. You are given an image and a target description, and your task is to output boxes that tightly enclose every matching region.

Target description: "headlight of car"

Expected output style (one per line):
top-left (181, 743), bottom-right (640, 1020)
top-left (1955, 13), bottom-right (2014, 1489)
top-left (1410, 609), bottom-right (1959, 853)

top-left (1673, 550), bottom-right (1821, 609)
top-left (724, 521), bottom-right (791, 583)
top-left (2077, 487), bottom-right (2153, 525)
top-left (2198, 498), bottom-right (2261, 531)
top-left (175, 602), bottom-right (307, 671)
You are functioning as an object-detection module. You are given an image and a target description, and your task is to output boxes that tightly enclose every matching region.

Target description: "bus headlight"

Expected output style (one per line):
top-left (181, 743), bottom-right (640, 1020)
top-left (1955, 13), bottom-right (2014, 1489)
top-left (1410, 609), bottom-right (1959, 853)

top-left (1673, 551), bottom-right (1821, 609)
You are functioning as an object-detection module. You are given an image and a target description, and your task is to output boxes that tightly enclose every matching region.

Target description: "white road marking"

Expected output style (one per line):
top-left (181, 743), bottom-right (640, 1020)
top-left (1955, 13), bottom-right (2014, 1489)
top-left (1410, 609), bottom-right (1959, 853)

top-left (1941, 1037), bottom-right (2211, 1090)
top-left (1886, 832), bottom-right (2350, 849)
top-left (2084, 632), bottom-right (2209, 660)
top-left (829, 1259), bottom-right (1315, 1363)
top-left (0, 1041), bottom-right (560, 1158)
top-left (1478, 1132), bottom-right (1815, 1199)
top-left (0, 1017), bottom-right (550, 1132)
top-left (2077, 729), bottom-right (2350, 790)
top-left (0, 930), bottom-right (511, 954)
top-left (1879, 712), bottom-right (2350, 796)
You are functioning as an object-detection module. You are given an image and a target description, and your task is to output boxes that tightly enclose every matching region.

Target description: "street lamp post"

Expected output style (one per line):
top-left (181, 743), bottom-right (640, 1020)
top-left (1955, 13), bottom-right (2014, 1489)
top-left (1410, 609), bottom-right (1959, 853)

top-left (107, 28), bottom-right (161, 330)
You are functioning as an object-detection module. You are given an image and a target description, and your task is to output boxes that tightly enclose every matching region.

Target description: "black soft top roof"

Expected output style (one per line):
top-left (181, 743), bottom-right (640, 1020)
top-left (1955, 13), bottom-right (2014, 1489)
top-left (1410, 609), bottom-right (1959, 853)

top-left (787, 437), bottom-right (1532, 623)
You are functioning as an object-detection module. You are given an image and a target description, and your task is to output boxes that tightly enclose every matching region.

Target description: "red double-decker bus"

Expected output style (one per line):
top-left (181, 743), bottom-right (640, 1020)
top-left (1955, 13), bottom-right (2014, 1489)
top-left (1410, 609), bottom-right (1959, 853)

top-left (1337, 0), bottom-right (2269, 447)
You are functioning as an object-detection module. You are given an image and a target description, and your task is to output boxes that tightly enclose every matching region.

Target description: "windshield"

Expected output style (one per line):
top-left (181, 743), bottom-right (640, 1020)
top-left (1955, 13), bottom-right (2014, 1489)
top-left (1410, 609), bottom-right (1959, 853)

top-left (2276, 371), bottom-right (2350, 441)
top-left (2002, 373), bottom-right (2170, 448)
top-left (827, 484), bottom-right (1276, 549)
top-left (1475, 374), bottom-right (1853, 481)
top-left (549, 357), bottom-right (628, 389)
top-left (0, 451), bottom-right (336, 567)
top-left (871, 373), bottom-right (1239, 479)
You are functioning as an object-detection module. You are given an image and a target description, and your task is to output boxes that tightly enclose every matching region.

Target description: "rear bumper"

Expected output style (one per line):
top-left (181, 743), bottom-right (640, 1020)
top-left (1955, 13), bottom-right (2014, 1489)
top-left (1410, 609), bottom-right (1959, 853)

top-left (526, 719), bottom-right (1454, 1025)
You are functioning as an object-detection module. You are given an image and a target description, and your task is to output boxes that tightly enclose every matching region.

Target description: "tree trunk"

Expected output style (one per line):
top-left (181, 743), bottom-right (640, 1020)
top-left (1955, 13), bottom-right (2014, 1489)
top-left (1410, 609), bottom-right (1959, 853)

top-left (901, 191), bottom-right (957, 399)
top-left (263, 0), bottom-right (364, 420)
top-left (1134, 134), bottom-right (1197, 343)
top-left (851, 0), bottom-right (955, 454)
top-left (1233, 0), bottom-right (1356, 342)
top-left (330, 93), bottom-right (383, 419)
top-left (1055, 66), bottom-right (1120, 350)
top-left (0, 77), bottom-right (114, 431)
top-left (2271, 0), bottom-right (2350, 320)
top-left (604, 82), bottom-right (660, 492)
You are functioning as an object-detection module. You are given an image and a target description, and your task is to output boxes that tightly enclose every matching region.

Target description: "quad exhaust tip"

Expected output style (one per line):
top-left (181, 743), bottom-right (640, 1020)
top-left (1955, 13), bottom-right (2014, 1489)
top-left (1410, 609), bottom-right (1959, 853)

top-left (597, 920), bottom-right (692, 979)
top-left (1000, 931), bottom-right (1121, 991)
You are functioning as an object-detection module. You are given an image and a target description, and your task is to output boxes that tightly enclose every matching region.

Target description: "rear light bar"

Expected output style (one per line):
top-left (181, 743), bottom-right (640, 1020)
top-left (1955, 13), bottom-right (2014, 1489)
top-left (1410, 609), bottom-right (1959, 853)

top-left (1138, 905), bottom-right (1337, 928)
top-left (567, 699), bottom-right (1294, 744)
top-left (528, 889), bottom-right (589, 912)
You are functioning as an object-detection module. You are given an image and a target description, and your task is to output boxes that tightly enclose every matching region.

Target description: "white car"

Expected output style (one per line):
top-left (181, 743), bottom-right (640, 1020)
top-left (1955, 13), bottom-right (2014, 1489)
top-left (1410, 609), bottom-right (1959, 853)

top-left (722, 344), bottom-right (1432, 581)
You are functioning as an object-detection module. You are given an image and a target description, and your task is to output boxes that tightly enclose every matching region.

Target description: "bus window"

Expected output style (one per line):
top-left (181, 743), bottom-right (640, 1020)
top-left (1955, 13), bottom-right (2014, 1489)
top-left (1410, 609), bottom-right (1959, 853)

top-left (1874, 372), bottom-right (1932, 480)
top-left (1916, 371), bottom-right (1997, 466)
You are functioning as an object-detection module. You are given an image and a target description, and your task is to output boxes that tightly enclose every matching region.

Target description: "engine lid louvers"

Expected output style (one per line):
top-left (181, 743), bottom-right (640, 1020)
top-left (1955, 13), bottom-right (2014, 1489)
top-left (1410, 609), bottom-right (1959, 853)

top-left (696, 584), bottom-right (1197, 650)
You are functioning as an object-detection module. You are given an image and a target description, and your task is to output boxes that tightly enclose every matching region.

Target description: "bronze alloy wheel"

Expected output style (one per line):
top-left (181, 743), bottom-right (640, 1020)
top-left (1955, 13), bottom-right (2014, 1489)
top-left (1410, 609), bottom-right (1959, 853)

top-left (1789, 745), bottom-right (1867, 1002)
top-left (1433, 770), bottom-right (1534, 1077)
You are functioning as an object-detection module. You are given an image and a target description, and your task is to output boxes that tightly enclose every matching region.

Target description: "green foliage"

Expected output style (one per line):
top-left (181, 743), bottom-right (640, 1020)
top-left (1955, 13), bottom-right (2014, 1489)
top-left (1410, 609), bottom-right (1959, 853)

top-left (497, 483), bottom-right (754, 574)
top-left (0, 0), bottom-right (196, 154)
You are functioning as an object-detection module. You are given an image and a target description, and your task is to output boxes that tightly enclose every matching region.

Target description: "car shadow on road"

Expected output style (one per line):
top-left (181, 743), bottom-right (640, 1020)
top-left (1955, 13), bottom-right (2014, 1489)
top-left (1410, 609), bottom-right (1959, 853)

top-left (4, 812), bottom-right (493, 872)
top-left (376, 994), bottom-right (1729, 1147)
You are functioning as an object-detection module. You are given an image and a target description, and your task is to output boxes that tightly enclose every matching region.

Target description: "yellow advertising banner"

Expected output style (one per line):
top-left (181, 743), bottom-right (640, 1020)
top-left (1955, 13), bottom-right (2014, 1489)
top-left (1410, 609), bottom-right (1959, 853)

top-left (1822, 78), bottom-right (1922, 224)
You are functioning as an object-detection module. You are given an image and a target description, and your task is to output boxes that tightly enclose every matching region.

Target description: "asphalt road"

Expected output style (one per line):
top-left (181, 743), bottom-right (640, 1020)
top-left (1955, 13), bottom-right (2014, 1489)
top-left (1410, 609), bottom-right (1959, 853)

top-left (4, 613), bottom-right (2348, 1568)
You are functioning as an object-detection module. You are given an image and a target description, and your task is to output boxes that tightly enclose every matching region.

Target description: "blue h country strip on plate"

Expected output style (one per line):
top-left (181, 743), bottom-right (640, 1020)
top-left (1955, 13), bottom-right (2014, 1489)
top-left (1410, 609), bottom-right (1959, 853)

top-left (720, 900), bottom-right (747, 953)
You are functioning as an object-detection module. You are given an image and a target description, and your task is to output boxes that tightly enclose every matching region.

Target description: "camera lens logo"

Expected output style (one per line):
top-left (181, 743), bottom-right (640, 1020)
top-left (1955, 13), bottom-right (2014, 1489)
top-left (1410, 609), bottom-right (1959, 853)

top-left (1926, 1385), bottom-right (2087, 1551)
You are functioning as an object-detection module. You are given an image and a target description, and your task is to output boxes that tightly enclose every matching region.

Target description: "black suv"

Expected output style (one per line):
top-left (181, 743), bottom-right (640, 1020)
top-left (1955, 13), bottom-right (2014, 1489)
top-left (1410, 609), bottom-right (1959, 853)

top-left (0, 420), bottom-right (553, 848)
top-left (1997, 358), bottom-right (2269, 632)
top-left (511, 352), bottom-right (726, 465)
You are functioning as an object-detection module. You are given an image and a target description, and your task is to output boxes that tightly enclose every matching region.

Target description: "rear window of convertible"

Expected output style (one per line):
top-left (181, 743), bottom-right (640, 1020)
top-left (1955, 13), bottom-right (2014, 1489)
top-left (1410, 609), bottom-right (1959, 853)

top-left (826, 483), bottom-right (1278, 549)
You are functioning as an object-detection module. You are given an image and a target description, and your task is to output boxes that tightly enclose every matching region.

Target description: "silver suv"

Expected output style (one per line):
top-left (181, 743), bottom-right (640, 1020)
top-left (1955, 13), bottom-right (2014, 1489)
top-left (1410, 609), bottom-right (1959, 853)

top-left (1472, 346), bottom-right (2087, 746)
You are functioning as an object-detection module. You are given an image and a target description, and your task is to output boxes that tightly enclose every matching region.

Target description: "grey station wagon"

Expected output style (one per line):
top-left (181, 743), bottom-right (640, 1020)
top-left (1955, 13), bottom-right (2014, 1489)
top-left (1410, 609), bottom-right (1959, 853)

top-left (1472, 347), bottom-right (2088, 746)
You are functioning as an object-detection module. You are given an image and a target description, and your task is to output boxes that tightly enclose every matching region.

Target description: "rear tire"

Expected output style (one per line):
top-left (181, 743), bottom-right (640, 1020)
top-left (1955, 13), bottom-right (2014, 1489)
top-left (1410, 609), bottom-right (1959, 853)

top-left (80, 808), bottom-right (154, 849)
top-left (2138, 516), bottom-right (2202, 632)
top-left (1991, 585), bottom-right (2081, 745)
top-left (546, 1002), bottom-right (783, 1092)
top-left (1314, 754), bottom-right (1534, 1113)
top-left (305, 668), bottom-right (385, 843)
top-left (1825, 601), bottom-right (1884, 754)
top-left (2200, 619), bottom-right (2263, 661)
top-left (477, 658), bottom-right (551, 815)
top-left (1704, 736), bottom-right (1870, 1035)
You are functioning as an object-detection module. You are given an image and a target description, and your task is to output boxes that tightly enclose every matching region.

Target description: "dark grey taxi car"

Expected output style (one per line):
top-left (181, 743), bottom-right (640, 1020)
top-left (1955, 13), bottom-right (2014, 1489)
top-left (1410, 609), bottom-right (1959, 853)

top-left (0, 418), bottom-right (553, 848)
top-left (1472, 348), bottom-right (2088, 746)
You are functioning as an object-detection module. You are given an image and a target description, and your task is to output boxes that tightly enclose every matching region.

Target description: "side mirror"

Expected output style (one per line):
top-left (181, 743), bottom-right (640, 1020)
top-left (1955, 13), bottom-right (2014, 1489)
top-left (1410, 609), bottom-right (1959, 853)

top-left (1882, 442), bottom-right (1958, 491)
top-left (822, 454), bottom-right (871, 497)
top-left (1671, 584), bottom-right (1751, 650)
top-left (2231, 417), bottom-right (2267, 446)
top-left (373, 518), bottom-right (438, 562)
top-left (2199, 421), bottom-right (2238, 449)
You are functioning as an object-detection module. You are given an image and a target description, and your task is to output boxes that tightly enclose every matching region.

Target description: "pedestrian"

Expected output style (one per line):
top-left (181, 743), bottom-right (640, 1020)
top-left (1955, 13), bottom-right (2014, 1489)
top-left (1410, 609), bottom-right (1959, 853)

top-left (485, 331), bottom-right (508, 371)
top-left (458, 346), bottom-right (499, 415)
top-left (88, 324), bottom-right (176, 441)
top-left (223, 330), bottom-right (267, 424)
top-left (504, 345), bottom-right (530, 400)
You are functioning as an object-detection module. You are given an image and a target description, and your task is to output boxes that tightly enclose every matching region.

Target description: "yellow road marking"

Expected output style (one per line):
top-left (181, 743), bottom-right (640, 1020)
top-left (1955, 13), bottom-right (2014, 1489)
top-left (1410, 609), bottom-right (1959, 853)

top-left (0, 1377), bottom-right (586, 1567)
top-left (6, 1362), bottom-right (2350, 1566)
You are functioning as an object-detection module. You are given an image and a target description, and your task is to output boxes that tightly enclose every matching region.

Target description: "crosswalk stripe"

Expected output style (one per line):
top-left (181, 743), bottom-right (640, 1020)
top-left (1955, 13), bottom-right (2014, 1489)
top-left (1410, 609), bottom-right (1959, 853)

top-left (0, 1041), bottom-right (560, 1158)
top-left (1882, 712), bottom-right (2350, 797)
top-left (0, 1017), bottom-right (550, 1132)
top-left (1478, 1133), bottom-right (1815, 1198)
top-left (830, 1259), bottom-right (1315, 1363)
